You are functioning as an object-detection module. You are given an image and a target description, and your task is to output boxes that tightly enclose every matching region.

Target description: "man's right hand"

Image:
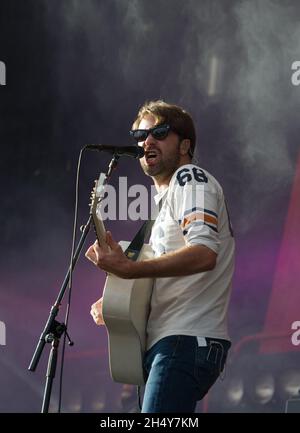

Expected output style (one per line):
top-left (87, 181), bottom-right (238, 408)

top-left (90, 297), bottom-right (105, 326)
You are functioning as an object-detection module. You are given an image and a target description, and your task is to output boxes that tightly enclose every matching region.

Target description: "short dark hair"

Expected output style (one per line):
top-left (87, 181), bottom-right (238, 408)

top-left (132, 100), bottom-right (196, 157)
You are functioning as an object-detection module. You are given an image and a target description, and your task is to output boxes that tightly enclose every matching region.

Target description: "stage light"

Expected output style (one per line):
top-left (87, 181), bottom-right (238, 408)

top-left (225, 377), bottom-right (244, 406)
top-left (89, 387), bottom-right (106, 412)
top-left (279, 369), bottom-right (300, 399)
top-left (252, 372), bottom-right (275, 405)
top-left (91, 398), bottom-right (105, 412)
top-left (64, 388), bottom-right (82, 412)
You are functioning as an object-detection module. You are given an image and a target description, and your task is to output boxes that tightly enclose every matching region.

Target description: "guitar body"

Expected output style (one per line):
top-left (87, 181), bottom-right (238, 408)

top-left (89, 174), bottom-right (154, 385)
top-left (102, 242), bottom-right (154, 385)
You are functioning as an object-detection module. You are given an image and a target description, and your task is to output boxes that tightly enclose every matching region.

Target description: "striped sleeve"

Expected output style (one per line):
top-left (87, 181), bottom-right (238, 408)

top-left (179, 207), bottom-right (219, 234)
top-left (172, 170), bottom-right (220, 254)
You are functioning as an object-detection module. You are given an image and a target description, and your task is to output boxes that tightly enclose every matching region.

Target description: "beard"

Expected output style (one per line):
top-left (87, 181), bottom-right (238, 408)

top-left (140, 144), bottom-right (181, 181)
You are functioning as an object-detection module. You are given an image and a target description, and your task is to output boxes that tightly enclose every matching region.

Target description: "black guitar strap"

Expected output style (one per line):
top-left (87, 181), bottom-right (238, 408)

top-left (124, 218), bottom-right (155, 261)
top-left (124, 196), bottom-right (164, 262)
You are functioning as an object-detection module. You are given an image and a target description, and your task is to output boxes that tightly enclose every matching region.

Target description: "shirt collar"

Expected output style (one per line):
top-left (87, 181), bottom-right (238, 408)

top-left (153, 187), bottom-right (168, 206)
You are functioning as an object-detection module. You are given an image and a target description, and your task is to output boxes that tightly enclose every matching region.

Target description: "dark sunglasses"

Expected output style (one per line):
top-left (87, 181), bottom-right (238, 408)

top-left (130, 124), bottom-right (171, 142)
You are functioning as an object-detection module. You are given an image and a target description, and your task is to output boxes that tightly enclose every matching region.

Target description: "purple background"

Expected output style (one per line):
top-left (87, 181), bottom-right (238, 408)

top-left (0, 0), bottom-right (300, 412)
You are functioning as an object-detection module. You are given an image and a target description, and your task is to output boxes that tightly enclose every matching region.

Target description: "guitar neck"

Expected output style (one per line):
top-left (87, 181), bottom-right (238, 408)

top-left (92, 213), bottom-right (107, 248)
top-left (90, 173), bottom-right (110, 251)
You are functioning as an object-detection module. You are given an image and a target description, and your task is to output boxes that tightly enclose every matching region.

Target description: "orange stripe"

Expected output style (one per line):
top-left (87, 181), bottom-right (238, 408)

top-left (181, 212), bottom-right (218, 229)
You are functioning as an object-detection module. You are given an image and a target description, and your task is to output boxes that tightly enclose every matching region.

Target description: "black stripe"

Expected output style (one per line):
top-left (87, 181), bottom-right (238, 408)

top-left (182, 207), bottom-right (218, 218)
top-left (204, 208), bottom-right (218, 218)
top-left (182, 222), bottom-right (218, 235)
top-left (204, 223), bottom-right (218, 233)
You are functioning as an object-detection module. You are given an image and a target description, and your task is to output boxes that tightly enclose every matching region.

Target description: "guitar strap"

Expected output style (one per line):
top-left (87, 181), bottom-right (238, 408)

top-left (124, 196), bottom-right (163, 261)
top-left (124, 218), bottom-right (155, 261)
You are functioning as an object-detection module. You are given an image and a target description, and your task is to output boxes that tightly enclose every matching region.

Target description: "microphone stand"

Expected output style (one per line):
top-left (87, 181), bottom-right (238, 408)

top-left (28, 154), bottom-right (119, 413)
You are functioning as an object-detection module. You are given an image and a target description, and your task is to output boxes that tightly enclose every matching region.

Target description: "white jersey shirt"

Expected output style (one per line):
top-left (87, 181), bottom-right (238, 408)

top-left (146, 164), bottom-right (235, 351)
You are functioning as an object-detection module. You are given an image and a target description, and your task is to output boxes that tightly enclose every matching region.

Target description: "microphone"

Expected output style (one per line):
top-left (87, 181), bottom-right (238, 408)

top-left (86, 144), bottom-right (144, 159)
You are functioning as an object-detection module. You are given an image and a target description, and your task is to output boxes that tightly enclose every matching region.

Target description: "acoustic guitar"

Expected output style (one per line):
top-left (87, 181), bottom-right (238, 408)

top-left (89, 174), bottom-right (154, 385)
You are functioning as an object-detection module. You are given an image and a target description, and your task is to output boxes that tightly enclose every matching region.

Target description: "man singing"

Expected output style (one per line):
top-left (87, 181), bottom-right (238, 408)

top-left (86, 100), bottom-right (235, 413)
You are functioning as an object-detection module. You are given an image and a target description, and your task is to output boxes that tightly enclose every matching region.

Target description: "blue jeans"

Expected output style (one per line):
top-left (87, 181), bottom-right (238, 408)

top-left (142, 335), bottom-right (231, 413)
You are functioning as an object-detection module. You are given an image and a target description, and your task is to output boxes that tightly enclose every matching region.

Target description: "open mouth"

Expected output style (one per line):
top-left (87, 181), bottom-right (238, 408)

top-left (145, 150), bottom-right (159, 164)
